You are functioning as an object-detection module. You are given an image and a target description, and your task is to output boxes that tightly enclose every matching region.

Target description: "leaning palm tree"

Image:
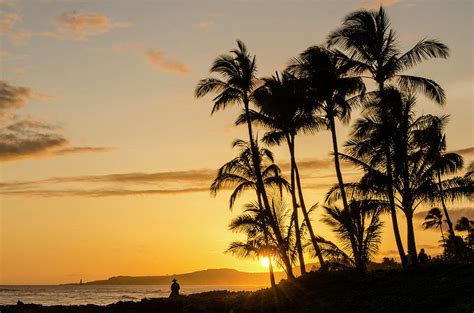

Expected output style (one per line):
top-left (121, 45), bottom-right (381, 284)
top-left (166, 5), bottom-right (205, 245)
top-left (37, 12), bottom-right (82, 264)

top-left (320, 198), bottom-right (385, 272)
top-left (196, 40), bottom-right (294, 277)
top-left (328, 6), bottom-right (449, 266)
top-left (423, 208), bottom-right (446, 244)
top-left (246, 71), bottom-right (327, 272)
top-left (210, 139), bottom-right (294, 278)
top-left (289, 46), bottom-right (366, 267)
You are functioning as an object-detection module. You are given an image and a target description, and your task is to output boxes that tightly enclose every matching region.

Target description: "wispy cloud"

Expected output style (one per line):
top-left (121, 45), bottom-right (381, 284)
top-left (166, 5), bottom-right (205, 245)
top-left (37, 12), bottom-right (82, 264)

top-left (193, 20), bottom-right (214, 29)
top-left (0, 12), bottom-right (20, 30)
top-left (112, 43), bottom-right (191, 76)
top-left (0, 155), bottom-right (356, 197)
top-left (0, 12), bottom-right (32, 45)
top-left (0, 187), bottom-right (210, 198)
top-left (42, 11), bottom-right (131, 41)
top-left (146, 49), bottom-right (191, 75)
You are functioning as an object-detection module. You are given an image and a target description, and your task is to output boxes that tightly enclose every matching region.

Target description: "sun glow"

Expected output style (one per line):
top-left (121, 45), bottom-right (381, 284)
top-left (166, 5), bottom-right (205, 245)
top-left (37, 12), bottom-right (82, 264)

top-left (259, 257), bottom-right (273, 268)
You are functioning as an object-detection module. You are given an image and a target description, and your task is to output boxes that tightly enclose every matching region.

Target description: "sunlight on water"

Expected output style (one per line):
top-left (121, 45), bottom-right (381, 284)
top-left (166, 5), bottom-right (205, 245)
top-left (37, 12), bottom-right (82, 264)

top-left (0, 285), bottom-right (265, 305)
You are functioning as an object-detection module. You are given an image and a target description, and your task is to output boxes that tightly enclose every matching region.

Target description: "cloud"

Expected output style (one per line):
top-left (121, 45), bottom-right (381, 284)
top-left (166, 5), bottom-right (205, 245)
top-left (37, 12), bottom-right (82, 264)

top-left (0, 12), bottom-right (20, 30)
top-left (0, 187), bottom-right (210, 197)
top-left (0, 80), bottom-right (113, 163)
top-left (42, 11), bottom-right (131, 41)
top-left (146, 49), bottom-right (191, 75)
top-left (360, 0), bottom-right (401, 9)
top-left (451, 147), bottom-right (474, 157)
top-left (0, 80), bottom-right (35, 110)
top-left (52, 146), bottom-right (115, 156)
top-left (7, 29), bottom-right (31, 44)
top-left (0, 154), bottom-right (359, 197)
top-left (111, 43), bottom-right (191, 76)
top-left (194, 20), bottom-right (214, 29)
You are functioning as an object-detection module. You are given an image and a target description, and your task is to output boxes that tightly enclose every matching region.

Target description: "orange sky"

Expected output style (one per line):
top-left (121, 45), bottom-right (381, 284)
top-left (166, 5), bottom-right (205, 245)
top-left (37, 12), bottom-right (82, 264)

top-left (0, 0), bottom-right (473, 284)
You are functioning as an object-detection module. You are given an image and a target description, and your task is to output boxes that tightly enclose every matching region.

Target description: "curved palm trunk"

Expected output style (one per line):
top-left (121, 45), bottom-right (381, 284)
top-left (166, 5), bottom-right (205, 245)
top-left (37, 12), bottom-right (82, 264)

top-left (328, 113), bottom-right (362, 271)
top-left (384, 142), bottom-right (407, 267)
top-left (290, 142), bottom-right (327, 271)
top-left (437, 170), bottom-right (463, 261)
top-left (243, 97), bottom-right (295, 279)
top-left (287, 135), bottom-right (306, 275)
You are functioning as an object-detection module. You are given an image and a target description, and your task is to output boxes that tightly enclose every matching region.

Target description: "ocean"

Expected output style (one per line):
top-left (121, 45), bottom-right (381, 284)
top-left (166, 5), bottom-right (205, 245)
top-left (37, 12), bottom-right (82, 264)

top-left (0, 285), bottom-right (266, 305)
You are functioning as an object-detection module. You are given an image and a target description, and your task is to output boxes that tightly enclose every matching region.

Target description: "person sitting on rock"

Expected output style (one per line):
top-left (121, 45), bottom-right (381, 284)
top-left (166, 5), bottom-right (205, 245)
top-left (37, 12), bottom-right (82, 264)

top-left (418, 248), bottom-right (429, 264)
top-left (170, 278), bottom-right (180, 297)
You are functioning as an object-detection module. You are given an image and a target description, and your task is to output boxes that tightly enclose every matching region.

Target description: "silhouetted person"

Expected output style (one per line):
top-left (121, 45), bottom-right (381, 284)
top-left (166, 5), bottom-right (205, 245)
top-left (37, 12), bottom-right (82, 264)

top-left (418, 248), bottom-right (428, 264)
top-left (170, 278), bottom-right (180, 297)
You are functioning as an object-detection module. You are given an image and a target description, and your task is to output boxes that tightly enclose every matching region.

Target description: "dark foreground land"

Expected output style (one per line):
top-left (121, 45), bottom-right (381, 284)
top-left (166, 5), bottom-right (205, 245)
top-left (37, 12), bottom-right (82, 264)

top-left (2, 264), bottom-right (473, 313)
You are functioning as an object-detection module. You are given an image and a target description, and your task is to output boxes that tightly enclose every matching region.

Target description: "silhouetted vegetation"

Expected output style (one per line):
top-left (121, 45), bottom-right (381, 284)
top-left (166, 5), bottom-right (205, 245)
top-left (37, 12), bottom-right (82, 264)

top-left (3, 264), bottom-right (473, 313)
top-left (194, 5), bottom-right (473, 284)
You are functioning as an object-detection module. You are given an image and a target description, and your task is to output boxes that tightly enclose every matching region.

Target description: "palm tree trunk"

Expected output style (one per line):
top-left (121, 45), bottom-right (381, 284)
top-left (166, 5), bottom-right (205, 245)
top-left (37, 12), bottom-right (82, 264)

top-left (291, 146), bottom-right (327, 271)
top-left (378, 84), bottom-right (407, 267)
top-left (328, 113), bottom-right (361, 271)
top-left (287, 135), bottom-right (306, 275)
top-left (406, 210), bottom-right (418, 266)
top-left (384, 144), bottom-right (407, 267)
top-left (268, 256), bottom-right (276, 287)
top-left (440, 222), bottom-right (446, 245)
top-left (243, 97), bottom-right (295, 279)
top-left (437, 170), bottom-right (463, 261)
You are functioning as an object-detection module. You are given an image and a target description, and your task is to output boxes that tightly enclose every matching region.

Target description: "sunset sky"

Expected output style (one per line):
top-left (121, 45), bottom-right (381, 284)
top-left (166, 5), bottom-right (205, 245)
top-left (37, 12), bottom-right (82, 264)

top-left (0, 0), bottom-right (473, 284)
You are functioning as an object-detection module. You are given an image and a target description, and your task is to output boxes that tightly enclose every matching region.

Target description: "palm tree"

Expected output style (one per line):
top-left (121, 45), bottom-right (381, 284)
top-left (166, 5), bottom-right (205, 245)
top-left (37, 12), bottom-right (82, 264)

top-left (289, 46), bottom-right (366, 268)
top-left (415, 116), bottom-right (464, 260)
top-left (328, 6), bottom-right (449, 266)
top-left (423, 208), bottom-right (446, 244)
top-left (226, 202), bottom-right (277, 287)
top-left (210, 139), bottom-right (294, 278)
top-left (320, 199), bottom-right (385, 272)
top-left (247, 71), bottom-right (327, 272)
top-left (227, 196), bottom-right (299, 286)
top-left (195, 40), bottom-right (294, 277)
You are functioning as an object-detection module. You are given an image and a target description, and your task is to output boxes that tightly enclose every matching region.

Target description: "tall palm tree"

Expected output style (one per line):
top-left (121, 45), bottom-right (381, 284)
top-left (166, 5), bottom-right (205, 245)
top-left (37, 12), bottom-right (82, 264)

top-left (289, 46), bottom-right (366, 267)
top-left (246, 71), bottom-right (327, 272)
top-left (423, 208), bottom-right (446, 244)
top-left (320, 199), bottom-right (385, 272)
top-left (210, 139), bottom-right (294, 278)
top-left (328, 6), bottom-right (449, 266)
top-left (195, 40), bottom-right (294, 277)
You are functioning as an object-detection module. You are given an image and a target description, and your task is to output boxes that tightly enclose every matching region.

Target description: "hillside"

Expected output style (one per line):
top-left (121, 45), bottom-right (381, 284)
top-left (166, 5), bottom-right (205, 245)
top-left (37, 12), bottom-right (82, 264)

top-left (79, 268), bottom-right (287, 286)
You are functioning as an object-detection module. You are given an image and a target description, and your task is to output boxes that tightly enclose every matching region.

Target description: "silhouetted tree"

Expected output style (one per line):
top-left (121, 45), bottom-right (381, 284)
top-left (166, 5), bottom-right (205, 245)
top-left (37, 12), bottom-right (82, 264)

top-left (246, 71), bottom-right (327, 272)
top-left (196, 40), bottom-right (295, 277)
top-left (328, 6), bottom-right (449, 266)
top-left (320, 199), bottom-right (385, 272)
top-left (423, 208), bottom-right (446, 244)
top-left (210, 139), bottom-right (294, 278)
